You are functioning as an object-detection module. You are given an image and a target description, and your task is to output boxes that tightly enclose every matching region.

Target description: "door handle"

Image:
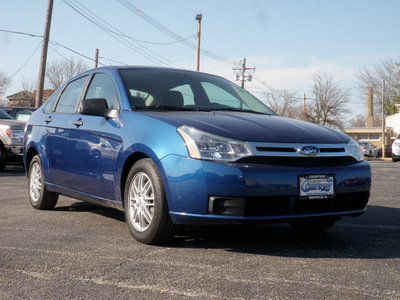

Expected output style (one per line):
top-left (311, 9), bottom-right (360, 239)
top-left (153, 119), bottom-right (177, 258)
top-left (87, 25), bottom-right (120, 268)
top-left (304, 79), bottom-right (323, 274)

top-left (44, 118), bottom-right (52, 123)
top-left (73, 120), bottom-right (84, 126)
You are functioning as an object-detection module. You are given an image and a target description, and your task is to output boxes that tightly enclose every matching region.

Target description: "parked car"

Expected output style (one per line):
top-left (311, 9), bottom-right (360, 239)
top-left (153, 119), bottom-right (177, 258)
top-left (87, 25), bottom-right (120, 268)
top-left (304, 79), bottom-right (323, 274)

top-left (392, 134), bottom-right (400, 162)
top-left (358, 142), bottom-right (378, 157)
top-left (1, 106), bottom-right (36, 121)
top-left (0, 108), bottom-right (25, 171)
top-left (377, 145), bottom-right (392, 158)
top-left (23, 66), bottom-right (371, 244)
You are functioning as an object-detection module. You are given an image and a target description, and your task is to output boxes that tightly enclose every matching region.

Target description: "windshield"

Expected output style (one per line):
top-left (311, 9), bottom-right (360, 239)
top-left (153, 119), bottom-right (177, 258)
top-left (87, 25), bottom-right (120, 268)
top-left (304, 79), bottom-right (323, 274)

top-left (119, 68), bottom-right (275, 115)
top-left (0, 108), bottom-right (12, 119)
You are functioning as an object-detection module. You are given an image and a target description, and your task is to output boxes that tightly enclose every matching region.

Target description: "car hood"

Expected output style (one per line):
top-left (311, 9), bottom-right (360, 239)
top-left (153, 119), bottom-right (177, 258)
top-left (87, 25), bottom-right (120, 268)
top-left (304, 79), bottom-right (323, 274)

top-left (140, 111), bottom-right (350, 144)
top-left (0, 119), bottom-right (25, 127)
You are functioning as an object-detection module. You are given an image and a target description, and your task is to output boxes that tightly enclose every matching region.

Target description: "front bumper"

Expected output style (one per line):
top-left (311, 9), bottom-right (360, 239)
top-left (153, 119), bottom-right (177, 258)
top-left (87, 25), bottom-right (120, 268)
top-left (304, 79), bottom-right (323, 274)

top-left (159, 155), bottom-right (371, 225)
top-left (392, 145), bottom-right (400, 156)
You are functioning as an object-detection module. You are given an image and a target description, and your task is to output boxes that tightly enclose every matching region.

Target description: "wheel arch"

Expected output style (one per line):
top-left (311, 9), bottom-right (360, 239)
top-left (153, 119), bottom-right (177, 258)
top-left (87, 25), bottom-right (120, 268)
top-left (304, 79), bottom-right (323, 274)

top-left (120, 151), bottom-right (150, 207)
top-left (25, 146), bottom-right (39, 172)
top-left (0, 140), bottom-right (5, 156)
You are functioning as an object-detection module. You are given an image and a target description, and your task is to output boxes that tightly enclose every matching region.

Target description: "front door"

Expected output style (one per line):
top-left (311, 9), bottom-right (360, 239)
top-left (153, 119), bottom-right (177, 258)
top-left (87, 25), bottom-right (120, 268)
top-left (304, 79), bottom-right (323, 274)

top-left (67, 73), bottom-right (122, 200)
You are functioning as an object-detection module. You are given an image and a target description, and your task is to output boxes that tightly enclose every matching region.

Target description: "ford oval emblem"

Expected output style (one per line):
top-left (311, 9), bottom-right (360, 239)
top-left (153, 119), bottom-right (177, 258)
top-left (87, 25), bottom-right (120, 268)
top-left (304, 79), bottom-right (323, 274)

top-left (298, 145), bottom-right (320, 156)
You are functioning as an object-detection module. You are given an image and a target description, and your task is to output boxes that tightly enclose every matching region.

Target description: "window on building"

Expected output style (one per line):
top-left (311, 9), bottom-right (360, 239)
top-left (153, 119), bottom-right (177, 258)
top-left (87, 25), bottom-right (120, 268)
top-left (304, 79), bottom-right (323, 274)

top-left (358, 133), bottom-right (380, 141)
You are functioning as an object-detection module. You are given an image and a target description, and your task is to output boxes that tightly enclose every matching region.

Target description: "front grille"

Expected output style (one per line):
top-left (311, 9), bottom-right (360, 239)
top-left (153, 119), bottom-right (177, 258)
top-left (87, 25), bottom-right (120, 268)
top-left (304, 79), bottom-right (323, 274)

top-left (236, 156), bottom-right (358, 167)
top-left (244, 142), bottom-right (355, 167)
top-left (256, 147), bottom-right (346, 153)
top-left (245, 192), bottom-right (370, 216)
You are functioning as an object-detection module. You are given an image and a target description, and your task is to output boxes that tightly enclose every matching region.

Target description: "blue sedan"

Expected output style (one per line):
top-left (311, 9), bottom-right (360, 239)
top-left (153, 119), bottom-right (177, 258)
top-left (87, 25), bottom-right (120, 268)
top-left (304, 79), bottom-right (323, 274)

top-left (24, 66), bottom-right (371, 244)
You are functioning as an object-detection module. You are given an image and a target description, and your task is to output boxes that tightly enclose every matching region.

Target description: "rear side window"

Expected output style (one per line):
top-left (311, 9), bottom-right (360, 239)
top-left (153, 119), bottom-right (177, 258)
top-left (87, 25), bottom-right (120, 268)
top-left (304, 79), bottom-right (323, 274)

top-left (85, 73), bottom-right (118, 109)
top-left (42, 88), bottom-right (61, 113)
top-left (55, 76), bottom-right (88, 113)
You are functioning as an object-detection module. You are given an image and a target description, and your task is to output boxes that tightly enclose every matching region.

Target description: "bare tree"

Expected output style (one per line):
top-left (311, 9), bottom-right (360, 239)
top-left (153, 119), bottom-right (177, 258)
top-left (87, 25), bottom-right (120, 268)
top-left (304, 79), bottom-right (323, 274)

top-left (263, 89), bottom-right (300, 118)
top-left (45, 57), bottom-right (89, 89)
top-left (356, 58), bottom-right (400, 116)
top-left (20, 77), bottom-right (37, 93)
top-left (305, 71), bottom-right (351, 127)
top-left (0, 72), bottom-right (11, 99)
top-left (348, 114), bottom-right (366, 127)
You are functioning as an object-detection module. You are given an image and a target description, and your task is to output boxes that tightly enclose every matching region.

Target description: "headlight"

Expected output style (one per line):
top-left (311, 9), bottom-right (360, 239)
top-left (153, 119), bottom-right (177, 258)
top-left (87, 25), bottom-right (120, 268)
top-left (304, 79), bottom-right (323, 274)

top-left (347, 138), bottom-right (364, 161)
top-left (6, 129), bottom-right (24, 139)
top-left (177, 125), bottom-right (253, 161)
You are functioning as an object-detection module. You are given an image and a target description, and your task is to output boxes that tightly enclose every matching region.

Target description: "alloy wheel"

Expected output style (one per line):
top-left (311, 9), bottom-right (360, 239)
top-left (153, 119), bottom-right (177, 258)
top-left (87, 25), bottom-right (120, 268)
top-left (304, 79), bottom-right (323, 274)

top-left (128, 172), bottom-right (155, 232)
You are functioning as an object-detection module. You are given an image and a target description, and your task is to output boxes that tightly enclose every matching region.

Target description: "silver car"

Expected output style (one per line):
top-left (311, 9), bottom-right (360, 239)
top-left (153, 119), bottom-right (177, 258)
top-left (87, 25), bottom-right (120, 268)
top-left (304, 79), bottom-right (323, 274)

top-left (358, 142), bottom-right (378, 158)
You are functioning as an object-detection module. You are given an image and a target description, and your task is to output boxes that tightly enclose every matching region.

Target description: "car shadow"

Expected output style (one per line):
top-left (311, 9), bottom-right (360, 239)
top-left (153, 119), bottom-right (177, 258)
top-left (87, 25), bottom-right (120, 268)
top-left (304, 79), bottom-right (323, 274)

top-left (52, 202), bottom-right (399, 259)
top-left (54, 201), bottom-right (126, 222)
top-left (0, 165), bottom-right (25, 176)
top-left (167, 205), bottom-right (400, 260)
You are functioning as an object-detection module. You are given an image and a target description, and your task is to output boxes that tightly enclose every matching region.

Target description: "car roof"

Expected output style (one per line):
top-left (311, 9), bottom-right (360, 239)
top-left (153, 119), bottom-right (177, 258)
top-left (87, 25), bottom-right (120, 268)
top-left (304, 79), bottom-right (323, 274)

top-left (81, 65), bottom-right (215, 78)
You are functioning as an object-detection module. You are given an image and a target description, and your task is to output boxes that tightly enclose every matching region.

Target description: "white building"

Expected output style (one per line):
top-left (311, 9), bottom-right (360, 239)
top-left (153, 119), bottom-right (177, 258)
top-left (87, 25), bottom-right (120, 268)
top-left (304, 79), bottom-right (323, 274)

top-left (386, 104), bottom-right (400, 138)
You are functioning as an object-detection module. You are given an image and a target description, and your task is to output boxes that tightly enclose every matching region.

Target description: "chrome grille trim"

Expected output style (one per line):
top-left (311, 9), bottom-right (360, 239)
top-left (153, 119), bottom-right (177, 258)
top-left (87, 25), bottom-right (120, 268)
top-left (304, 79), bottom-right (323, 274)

top-left (247, 142), bottom-right (350, 158)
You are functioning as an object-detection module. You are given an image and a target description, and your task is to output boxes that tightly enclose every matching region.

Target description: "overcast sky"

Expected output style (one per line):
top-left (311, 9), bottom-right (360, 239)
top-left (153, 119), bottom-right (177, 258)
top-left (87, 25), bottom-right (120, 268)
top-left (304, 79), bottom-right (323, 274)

top-left (1, 0), bottom-right (399, 120)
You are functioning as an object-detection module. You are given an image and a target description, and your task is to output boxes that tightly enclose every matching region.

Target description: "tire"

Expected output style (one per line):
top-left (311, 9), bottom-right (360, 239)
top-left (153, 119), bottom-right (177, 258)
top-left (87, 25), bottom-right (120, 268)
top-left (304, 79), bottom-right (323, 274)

top-left (124, 158), bottom-right (175, 244)
top-left (28, 155), bottom-right (58, 210)
top-left (289, 218), bottom-right (339, 232)
top-left (393, 154), bottom-right (399, 162)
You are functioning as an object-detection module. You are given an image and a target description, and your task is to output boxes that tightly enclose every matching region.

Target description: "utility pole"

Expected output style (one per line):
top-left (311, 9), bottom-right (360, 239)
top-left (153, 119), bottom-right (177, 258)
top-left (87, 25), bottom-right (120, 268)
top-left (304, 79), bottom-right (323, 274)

top-left (35, 0), bottom-right (53, 108)
top-left (195, 14), bottom-right (202, 71)
top-left (233, 58), bottom-right (256, 89)
top-left (381, 80), bottom-right (386, 158)
top-left (95, 48), bottom-right (99, 68)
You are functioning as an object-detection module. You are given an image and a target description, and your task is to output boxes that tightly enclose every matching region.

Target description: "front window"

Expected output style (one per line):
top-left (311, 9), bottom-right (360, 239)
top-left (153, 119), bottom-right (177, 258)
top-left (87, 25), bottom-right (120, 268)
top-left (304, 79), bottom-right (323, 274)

top-left (119, 68), bottom-right (275, 115)
top-left (84, 73), bottom-right (119, 109)
top-left (0, 108), bottom-right (12, 119)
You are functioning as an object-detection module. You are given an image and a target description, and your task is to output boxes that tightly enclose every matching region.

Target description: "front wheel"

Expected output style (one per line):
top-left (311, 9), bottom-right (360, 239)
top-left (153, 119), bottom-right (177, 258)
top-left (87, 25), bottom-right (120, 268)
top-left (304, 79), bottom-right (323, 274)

top-left (289, 218), bottom-right (339, 232)
top-left (28, 155), bottom-right (58, 210)
top-left (124, 159), bottom-right (175, 244)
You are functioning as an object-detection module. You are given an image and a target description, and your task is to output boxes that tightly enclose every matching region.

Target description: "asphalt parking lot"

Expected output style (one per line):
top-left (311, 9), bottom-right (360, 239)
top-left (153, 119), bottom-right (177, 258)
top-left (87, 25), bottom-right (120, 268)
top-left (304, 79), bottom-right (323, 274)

top-left (1, 161), bottom-right (399, 299)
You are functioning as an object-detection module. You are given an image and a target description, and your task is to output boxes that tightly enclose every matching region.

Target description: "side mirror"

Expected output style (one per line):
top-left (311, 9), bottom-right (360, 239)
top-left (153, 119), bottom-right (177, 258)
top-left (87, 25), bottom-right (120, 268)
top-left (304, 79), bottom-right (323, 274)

top-left (79, 98), bottom-right (118, 118)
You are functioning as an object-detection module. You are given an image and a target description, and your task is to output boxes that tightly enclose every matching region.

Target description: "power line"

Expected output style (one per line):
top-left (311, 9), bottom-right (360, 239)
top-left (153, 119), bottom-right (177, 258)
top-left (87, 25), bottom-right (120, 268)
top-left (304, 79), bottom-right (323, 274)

top-left (99, 56), bottom-right (128, 65)
top-left (0, 27), bottom-right (104, 67)
top-left (127, 33), bottom-right (197, 46)
top-left (0, 29), bottom-right (42, 38)
top-left (49, 40), bottom-right (104, 65)
top-left (63, 0), bottom-right (184, 68)
top-left (116, 0), bottom-right (235, 65)
top-left (9, 40), bottom-right (43, 78)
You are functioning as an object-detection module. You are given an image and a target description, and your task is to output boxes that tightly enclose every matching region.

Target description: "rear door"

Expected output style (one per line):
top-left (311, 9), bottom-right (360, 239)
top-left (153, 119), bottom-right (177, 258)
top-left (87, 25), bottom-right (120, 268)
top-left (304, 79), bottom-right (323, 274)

top-left (67, 72), bottom-right (122, 200)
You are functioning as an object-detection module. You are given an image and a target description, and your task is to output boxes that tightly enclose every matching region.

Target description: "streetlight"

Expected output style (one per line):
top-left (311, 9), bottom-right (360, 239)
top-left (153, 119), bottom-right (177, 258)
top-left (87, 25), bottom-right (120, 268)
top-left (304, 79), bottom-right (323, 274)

top-left (195, 14), bottom-right (202, 71)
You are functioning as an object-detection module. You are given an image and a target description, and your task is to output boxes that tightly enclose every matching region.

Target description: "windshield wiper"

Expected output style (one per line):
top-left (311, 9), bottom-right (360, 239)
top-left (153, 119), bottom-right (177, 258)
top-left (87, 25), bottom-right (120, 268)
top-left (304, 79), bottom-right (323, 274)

top-left (210, 107), bottom-right (272, 115)
top-left (135, 105), bottom-right (201, 111)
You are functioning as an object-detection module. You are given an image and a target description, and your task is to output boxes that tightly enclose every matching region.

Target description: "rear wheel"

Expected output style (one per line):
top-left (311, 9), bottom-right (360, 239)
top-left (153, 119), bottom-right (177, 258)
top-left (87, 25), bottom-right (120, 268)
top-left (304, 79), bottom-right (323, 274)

top-left (289, 218), bottom-right (339, 232)
top-left (393, 154), bottom-right (399, 162)
top-left (124, 159), bottom-right (174, 244)
top-left (28, 155), bottom-right (58, 210)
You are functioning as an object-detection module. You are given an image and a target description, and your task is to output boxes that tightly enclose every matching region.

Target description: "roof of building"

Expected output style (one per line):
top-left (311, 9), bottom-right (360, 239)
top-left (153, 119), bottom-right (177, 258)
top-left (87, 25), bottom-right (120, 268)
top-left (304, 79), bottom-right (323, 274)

top-left (6, 91), bottom-right (34, 100)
